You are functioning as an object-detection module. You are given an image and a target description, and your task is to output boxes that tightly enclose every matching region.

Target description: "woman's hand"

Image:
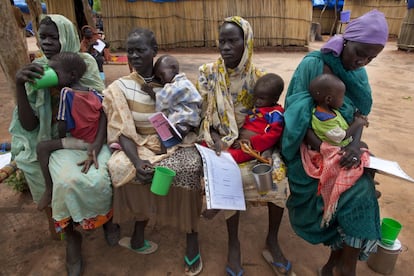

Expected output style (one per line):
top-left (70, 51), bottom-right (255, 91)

top-left (16, 63), bottom-right (44, 86)
top-left (339, 142), bottom-right (362, 169)
top-left (211, 130), bottom-right (225, 155)
top-left (134, 159), bottom-right (154, 182)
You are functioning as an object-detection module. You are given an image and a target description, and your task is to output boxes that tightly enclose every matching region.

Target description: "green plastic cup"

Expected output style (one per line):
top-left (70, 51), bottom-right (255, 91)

top-left (150, 166), bottom-right (176, 196)
top-left (31, 66), bottom-right (58, 89)
top-left (381, 218), bottom-right (402, 246)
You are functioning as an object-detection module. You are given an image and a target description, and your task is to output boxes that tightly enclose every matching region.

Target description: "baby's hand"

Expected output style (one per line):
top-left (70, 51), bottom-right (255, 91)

top-left (77, 150), bottom-right (98, 173)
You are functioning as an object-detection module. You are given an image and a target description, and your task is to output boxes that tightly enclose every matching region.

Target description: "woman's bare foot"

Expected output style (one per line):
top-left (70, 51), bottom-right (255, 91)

top-left (227, 240), bottom-right (243, 275)
top-left (37, 191), bottom-right (52, 211)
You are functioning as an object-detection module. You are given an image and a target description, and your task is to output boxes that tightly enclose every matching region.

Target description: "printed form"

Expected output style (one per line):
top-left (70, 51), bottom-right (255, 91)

top-left (195, 144), bottom-right (246, 210)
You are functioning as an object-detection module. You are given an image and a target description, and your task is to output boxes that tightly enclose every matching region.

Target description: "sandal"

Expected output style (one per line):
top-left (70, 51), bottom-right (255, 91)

top-left (226, 265), bottom-right (244, 276)
top-left (184, 253), bottom-right (203, 276)
top-left (118, 237), bottom-right (158, 254)
top-left (262, 249), bottom-right (295, 276)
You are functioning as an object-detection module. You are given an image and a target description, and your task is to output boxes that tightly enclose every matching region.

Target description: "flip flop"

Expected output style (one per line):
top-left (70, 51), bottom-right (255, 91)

top-left (118, 236), bottom-right (158, 254)
top-left (184, 253), bottom-right (203, 276)
top-left (226, 265), bottom-right (244, 276)
top-left (262, 249), bottom-right (295, 276)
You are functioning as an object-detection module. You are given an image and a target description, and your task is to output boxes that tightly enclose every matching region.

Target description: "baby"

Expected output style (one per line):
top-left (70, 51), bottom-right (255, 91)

top-left (153, 54), bottom-right (202, 138)
top-left (303, 73), bottom-right (370, 226)
top-left (307, 73), bottom-right (368, 147)
top-left (228, 73), bottom-right (285, 163)
top-left (36, 52), bottom-right (106, 210)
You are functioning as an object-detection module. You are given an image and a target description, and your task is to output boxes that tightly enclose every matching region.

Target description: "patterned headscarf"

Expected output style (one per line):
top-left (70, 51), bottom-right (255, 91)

top-left (198, 16), bottom-right (265, 148)
top-left (321, 9), bottom-right (389, 56)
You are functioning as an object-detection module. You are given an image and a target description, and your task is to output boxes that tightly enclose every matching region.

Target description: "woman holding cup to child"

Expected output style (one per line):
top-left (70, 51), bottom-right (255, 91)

top-left (10, 14), bottom-right (117, 275)
top-left (102, 28), bottom-right (204, 275)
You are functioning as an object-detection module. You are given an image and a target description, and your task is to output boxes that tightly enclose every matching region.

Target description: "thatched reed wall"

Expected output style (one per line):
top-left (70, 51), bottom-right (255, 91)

top-left (101, 0), bottom-right (312, 50)
top-left (398, 8), bottom-right (414, 51)
top-left (43, 0), bottom-right (77, 27)
top-left (342, 0), bottom-right (407, 37)
top-left (312, 7), bottom-right (337, 35)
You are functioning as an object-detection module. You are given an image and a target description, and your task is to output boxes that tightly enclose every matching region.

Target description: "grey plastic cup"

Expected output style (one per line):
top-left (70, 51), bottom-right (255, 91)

top-left (252, 163), bottom-right (273, 196)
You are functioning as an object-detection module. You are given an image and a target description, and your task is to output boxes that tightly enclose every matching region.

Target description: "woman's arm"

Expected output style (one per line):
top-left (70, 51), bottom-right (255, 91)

top-left (15, 63), bottom-right (44, 130)
top-left (119, 134), bottom-right (153, 181)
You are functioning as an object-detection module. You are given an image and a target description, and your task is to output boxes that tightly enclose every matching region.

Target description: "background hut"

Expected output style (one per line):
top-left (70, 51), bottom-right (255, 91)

top-left (100, 0), bottom-right (312, 50)
top-left (342, 0), bottom-right (407, 38)
top-left (398, 6), bottom-right (414, 51)
top-left (43, 0), bottom-right (95, 33)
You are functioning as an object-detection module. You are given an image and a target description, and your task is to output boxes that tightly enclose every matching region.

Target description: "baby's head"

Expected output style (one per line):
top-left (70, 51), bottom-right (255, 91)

top-left (309, 74), bottom-right (346, 109)
top-left (48, 52), bottom-right (87, 87)
top-left (154, 55), bottom-right (179, 85)
top-left (253, 73), bottom-right (284, 108)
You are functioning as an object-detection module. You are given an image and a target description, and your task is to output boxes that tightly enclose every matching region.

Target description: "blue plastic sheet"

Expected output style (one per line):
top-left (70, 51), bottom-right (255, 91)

top-left (14, 0), bottom-right (47, 14)
top-left (312, 0), bottom-right (344, 9)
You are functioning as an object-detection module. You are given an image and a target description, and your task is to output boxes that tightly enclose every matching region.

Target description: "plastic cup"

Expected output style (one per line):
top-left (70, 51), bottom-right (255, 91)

top-left (381, 218), bottom-right (402, 246)
top-left (30, 66), bottom-right (58, 89)
top-left (252, 163), bottom-right (273, 196)
top-left (150, 166), bottom-right (176, 196)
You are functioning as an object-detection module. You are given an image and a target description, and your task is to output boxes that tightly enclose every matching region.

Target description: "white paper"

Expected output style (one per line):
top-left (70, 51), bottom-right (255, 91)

top-left (93, 39), bottom-right (106, 53)
top-left (0, 152), bottom-right (12, 169)
top-left (366, 156), bottom-right (414, 183)
top-left (196, 144), bottom-right (246, 211)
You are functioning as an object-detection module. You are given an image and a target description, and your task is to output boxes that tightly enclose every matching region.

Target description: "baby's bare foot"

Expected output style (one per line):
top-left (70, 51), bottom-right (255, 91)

top-left (37, 192), bottom-right (52, 211)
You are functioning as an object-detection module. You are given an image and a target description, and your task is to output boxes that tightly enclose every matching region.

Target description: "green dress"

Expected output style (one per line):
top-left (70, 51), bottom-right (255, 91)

top-left (281, 51), bottom-right (380, 259)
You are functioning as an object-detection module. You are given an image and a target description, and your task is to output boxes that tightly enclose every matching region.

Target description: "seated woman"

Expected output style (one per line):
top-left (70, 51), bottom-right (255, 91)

top-left (102, 28), bottom-right (204, 276)
top-left (197, 16), bottom-right (292, 276)
top-left (282, 10), bottom-right (389, 276)
top-left (9, 14), bottom-right (117, 276)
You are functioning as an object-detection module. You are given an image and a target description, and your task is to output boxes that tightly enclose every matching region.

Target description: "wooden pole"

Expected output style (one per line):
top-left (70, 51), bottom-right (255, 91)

top-left (0, 0), bottom-right (30, 98)
top-left (82, 0), bottom-right (95, 27)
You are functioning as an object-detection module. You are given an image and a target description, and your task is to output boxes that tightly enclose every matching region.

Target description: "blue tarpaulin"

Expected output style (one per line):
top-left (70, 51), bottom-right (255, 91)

top-left (312, 0), bottom-right (344, 9)
top-left (14, 0), bottom-right (47, 14)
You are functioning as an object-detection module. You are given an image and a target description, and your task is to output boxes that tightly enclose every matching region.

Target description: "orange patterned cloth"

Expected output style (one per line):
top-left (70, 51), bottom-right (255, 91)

top-left (54, 209), bottom-right (113, 233)
top-left (300, 142), bottom-right (370, 227)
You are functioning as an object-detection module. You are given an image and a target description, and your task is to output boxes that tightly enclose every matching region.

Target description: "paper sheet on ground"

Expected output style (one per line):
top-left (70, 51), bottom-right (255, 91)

top-left (195, 144), bottom-right (246, 210)
top-left (366, 156), bottom-right (414, 183)
top-left (0, 152), bottom-right (11, 169)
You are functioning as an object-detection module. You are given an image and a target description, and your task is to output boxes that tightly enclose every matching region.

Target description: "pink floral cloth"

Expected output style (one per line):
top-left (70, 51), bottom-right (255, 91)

top-left (300, 142), bottom-right (370, 227)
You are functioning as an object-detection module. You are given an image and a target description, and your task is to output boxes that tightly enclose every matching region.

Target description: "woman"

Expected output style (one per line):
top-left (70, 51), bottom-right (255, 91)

top-left (198, 16), bottom-right (291, 276)
top-left (9, 14), bottom-right (117, 276)
top-left (80, 24), bottom-right (111, 80)
top-left (102, 28), bottom-right (203, 276)
top-left (281, 10), bottom-right (389, 276)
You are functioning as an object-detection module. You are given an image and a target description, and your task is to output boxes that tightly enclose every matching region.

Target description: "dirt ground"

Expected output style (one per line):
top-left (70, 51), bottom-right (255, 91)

top-left (0, 38), bottom-right (413, 276)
